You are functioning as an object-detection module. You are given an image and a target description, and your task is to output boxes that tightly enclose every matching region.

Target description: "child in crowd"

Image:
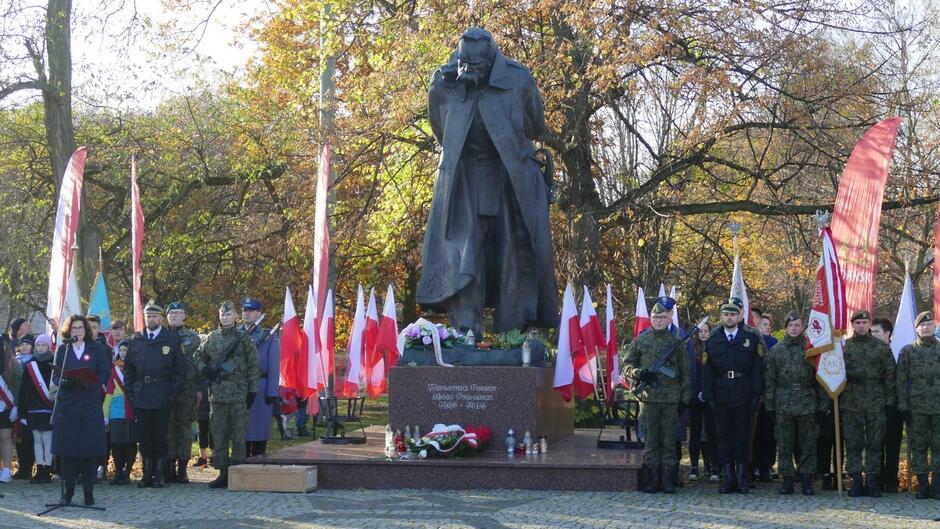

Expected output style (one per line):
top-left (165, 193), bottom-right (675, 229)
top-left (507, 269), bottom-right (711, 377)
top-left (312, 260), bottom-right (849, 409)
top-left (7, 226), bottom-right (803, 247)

top-left (103, 341), bottom-right (136, 485)
top-left (18, 334), bottom-right (54, 483)
top-left (0, 338), bottom-right (23, 482)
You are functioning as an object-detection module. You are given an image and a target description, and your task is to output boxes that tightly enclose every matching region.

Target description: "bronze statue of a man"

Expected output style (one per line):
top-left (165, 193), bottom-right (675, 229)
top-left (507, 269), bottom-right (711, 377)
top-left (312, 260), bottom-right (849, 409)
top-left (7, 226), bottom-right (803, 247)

top-left (416, 28), bottom-right (559, 337)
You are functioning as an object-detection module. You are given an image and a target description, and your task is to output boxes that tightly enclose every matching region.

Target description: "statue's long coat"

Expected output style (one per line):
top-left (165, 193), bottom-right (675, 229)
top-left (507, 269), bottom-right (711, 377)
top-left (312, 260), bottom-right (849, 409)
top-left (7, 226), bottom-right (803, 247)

top-left (415, 50), bottom-right (559, 329)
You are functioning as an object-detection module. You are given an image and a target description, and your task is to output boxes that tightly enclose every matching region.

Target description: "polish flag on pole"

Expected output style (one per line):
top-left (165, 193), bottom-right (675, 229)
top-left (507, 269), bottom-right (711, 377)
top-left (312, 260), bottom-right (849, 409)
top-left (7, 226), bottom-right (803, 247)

top-left (605, 284), bottom-right (619, 403)
top-left (934, 203), bottom-right (940, 324)
top-left (578, 287), bottom-right (603, 397)
top-left (658, 283), bottom-right (666, 298)
top-left (340, 286), bottom-right (366, 397)
top-left (806, 224), bottom-right (848, 397)
top-left (377, 285), bottom-right (400, 373)
top-left (312, 143), bottom-right (331, 317)
top-left (279, 287), bottom-right (303, 392)
top-left (553, 284), bottom-right (584, 402)
top-left (60, 257), bottom-right (82, 325)
top-left (303, 285), bottom-right (324, 395)
top-left (320, 289), bottom-right (335, 380)
top-left (633, 287), bottom-right (650, 338)
top-left (45, 147), bottom-right (86, 335)
top-left (131, 153), bottom-right (145, 333)
top-left (669, 285), bottom-right (679, 329)
top-left (730, 255), bottom-right (752, 326)
top-left (891, 268), bottom-right (917, 362)
top-left (363, 288), bottom-right (386, 397)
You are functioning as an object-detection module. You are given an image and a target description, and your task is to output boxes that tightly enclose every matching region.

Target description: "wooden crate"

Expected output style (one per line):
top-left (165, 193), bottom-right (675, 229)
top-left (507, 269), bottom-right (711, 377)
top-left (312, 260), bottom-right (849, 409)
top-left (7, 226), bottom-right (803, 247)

top-left (228, 464), bottom-right (318, 493)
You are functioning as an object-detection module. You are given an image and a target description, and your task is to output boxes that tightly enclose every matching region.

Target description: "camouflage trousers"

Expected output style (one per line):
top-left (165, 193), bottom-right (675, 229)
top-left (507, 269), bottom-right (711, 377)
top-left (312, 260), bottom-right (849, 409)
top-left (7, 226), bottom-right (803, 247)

top-left (210, 401), bottom-right (247, 471)
top-left (166, 393), bottom-right (196, 460)
top-left (639, 401), bottom-right (679, 467)
top-left (843, 410), bottom-right (885, 474)
top-left (910, 413), bottom-right (940, 475)
top-left (774, 413), bottom-right (818, 476)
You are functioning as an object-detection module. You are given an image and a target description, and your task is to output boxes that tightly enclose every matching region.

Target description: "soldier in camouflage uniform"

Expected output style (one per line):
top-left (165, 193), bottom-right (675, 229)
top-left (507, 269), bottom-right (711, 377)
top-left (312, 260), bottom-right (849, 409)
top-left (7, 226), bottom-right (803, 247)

top-left (196, 300), bottom-right (260, 489)
top-left (164, 302), bottom-right (202, 484)
top-left (624, 298), bottom-right (690, 493)
top-left (764, 311), bottom-right (827, 495)
top-left (841, 310), bottom-right (896, 497)
top-left (896, 310), bottom-right (940, 500)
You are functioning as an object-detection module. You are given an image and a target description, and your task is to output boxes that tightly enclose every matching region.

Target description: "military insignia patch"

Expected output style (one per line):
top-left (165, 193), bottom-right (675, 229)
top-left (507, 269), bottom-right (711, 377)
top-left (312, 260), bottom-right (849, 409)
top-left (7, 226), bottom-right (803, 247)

top-left (702, 351), bottom-right (709, 364)
top-left (744, 338), bottom-right (750, 348)
top-left (162, 346), bottom-right (170, 355)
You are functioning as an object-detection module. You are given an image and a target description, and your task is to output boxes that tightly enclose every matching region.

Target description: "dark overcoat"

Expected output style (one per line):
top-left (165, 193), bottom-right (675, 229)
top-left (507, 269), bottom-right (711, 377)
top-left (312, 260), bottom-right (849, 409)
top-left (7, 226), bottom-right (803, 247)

top-left (51, 340), bottom-right (110, 458)
top-left (124, 328), bottom-right (186, 409)
top-left (245, 325), bottom-right (280, 441)
top-left (416, 47), bottom-right (559, 329)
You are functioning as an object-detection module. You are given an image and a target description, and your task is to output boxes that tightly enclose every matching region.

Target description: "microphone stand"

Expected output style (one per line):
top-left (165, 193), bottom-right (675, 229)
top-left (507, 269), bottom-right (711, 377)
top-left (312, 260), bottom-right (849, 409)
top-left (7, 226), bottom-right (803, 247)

top-left (37, 339), bottom-right (105, 516)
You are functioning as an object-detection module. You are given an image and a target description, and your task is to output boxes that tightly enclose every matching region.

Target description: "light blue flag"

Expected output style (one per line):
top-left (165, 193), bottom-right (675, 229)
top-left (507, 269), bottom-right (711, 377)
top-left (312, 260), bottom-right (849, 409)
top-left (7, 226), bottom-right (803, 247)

top-left (87, 271), bottom-right (112, 330)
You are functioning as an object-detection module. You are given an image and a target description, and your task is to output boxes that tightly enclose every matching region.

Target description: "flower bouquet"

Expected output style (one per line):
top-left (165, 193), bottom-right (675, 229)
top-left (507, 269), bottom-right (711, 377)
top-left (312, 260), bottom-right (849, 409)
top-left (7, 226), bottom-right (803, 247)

top-left (403, 322), bottom-right (465, 349)
top-left (406, 423), bottom-right (491, 459)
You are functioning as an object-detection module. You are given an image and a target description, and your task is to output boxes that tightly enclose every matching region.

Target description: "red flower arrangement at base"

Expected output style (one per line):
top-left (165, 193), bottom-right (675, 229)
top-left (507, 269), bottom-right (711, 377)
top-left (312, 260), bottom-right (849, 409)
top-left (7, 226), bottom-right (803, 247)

top-left (406, 424), bottom-right (492, 458)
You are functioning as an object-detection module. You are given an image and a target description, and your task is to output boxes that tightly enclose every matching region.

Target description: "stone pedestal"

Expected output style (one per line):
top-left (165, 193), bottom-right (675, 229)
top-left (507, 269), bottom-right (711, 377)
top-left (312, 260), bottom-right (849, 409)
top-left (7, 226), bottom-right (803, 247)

top-left (388, 366), bottom-right (574, 446)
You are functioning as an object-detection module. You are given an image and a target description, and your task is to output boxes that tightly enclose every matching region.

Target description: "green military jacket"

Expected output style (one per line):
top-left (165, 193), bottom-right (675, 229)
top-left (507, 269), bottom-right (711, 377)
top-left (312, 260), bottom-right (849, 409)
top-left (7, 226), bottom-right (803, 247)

top-left (896, 337), bottom-right (940, 416)
top-left (839, 332), bottom-right (896, 412)
top-left (764, 335), bottom-right (827, 416)
top-left (196, 325), bottom-right (260, 404)
top-left (170, 326), bottom-right (202, 399)
top-left (624, 328), bottom-right (690, 404)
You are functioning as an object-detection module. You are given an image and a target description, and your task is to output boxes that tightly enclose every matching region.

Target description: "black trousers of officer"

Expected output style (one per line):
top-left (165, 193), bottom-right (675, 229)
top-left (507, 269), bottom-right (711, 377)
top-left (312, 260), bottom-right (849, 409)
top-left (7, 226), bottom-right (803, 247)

top-left (717, 403), bottom-right (752, 465)
top-left (136, 408), bottom-right (170, 458)
top-left (882, 406), bottom-right (903, 489)
top-left (752, 403), bottom-right (776, 474)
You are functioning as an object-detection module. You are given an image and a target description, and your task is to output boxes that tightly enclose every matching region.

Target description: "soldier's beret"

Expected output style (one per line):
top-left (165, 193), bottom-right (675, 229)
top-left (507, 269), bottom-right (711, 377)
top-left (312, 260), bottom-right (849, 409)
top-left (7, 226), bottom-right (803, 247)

top-left (218, 300), bottom-right (236, 313)
top-left (915, 311), bottom-right (934, 327)
top-left (654, 296), bottom-right (676, 311)
top-left (850, 310), bottom-right (870, 322)
top-left (650, 302), bottom-right (668, 315)
top-left (144, 300), bottom-right (163, 314)
top-left (783, 311), bottom-right (802, 327)
top-left (242, 297), bottom-right (263, 311)
top-left (166, 301), bottom-right (185, 313)
top-left (720, 302), bottom-right (741, 314)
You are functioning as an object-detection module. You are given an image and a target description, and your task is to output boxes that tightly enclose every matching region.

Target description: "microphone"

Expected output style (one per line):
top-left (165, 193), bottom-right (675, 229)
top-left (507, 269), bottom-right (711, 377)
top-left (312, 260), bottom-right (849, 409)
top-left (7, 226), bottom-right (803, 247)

top-left (62, 336), bottom-right (79, 344)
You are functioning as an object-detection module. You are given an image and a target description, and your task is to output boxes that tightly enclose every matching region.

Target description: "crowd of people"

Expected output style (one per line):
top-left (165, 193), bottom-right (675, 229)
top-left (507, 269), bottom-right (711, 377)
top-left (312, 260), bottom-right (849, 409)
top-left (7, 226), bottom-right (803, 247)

top-left (0, 298), bottom-right (314, 506)
top-left (627, 296), bottom-right (940, 499)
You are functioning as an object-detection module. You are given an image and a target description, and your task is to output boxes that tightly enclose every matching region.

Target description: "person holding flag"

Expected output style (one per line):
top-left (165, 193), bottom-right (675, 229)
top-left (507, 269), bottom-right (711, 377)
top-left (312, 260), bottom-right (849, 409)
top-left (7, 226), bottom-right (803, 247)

top-left (623, 299), bottom-right (690, 494)
top-left (164, 302), bottom-right (202, 484)
top-left (840, 310), bottom-right (896, 497)
top-left (896, 311), bottom-right (940, 500)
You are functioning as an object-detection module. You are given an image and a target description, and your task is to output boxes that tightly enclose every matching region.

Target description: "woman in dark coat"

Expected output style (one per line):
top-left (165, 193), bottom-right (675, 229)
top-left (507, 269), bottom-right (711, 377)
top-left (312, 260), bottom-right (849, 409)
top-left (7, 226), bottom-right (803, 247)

top-left (51, 315), bottom-right (110, 506)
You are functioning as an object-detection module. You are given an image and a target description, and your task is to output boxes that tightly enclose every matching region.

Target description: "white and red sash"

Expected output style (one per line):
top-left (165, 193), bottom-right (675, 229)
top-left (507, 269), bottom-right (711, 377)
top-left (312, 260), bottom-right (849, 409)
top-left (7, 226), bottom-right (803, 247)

top-left (26, 361), bottom-right (53, 408)
top-left (0, 377), bottom-right (14, 413)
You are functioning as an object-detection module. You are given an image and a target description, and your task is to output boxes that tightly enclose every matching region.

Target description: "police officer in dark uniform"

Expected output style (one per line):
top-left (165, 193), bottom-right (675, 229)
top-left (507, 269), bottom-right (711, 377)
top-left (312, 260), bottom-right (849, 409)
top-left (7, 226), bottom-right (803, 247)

top-left (124, 300), bottom-right (186, 488)
top-left (702, 300), bottom-right (766, 494)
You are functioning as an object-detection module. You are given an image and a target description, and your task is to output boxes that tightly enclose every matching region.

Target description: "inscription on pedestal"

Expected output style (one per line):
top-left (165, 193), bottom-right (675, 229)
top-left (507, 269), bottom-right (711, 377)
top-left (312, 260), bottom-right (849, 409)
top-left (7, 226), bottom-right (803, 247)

top-left (389, 366), bottom-right (574, 446)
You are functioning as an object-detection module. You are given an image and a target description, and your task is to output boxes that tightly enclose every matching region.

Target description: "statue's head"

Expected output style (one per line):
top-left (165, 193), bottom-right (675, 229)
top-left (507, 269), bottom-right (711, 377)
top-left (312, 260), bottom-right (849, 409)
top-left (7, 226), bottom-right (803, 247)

top-left (456, 28), bottom-right (497, 87)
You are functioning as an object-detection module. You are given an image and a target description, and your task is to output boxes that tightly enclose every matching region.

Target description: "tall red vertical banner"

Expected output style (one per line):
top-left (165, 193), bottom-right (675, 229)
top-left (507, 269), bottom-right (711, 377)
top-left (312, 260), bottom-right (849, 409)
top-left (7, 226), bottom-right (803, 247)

top-left (312, 143), bottom-right (331, 317)
top-left (131, 154), bottom-right (145, 333)
top-left (45, 147), bottom-right (86, 334)
top-left (934, 203), bottom-right (940, 323)
top-left (830, 116), bottom-right (902, 327)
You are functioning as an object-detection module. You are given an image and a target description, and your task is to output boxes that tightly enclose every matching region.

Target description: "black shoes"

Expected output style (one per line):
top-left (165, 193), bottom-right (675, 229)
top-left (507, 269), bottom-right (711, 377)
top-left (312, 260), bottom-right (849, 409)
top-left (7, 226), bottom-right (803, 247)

top-left (208, 469), bottom-right (228, 489)
top-left (779, 475), bottom-right (794, 494)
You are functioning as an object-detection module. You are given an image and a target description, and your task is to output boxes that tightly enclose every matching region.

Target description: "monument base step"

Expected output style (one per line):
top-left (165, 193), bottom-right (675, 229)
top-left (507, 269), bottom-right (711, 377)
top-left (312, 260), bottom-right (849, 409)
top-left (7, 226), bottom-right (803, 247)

top-left (249, 426), bottom-right (642, 491)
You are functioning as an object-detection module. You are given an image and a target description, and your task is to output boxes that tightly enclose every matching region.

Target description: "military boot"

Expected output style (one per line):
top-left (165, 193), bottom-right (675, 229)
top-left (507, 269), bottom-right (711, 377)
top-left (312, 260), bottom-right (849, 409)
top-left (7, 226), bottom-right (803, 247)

top-left (661, 466), bottom-right (676, 493)
top-left (208, 468), bottom-right (228, 489)
top-left (848, 473), bottom-right (864, 497)
top-left (736, 463), bottom-right (749, 494)
top-left (801, 474), bottom-right (815, 496)
top-left (642, 466), bottom-right (660, 493)
top-left (866, 474), bottom-right (882, 498)
top-left (138, 459), bottom-right (153, 488)
top-left (821, 473), bottom-right (834, 490)
top-left (779, 475), bottom-right (794, 494)
top-left (153, 458), bottom-right (165, 488)
top-left (719, 464), bottom-right (735, 494)
top-left (164, 458), bottom-right (178, 483)
top-left (177, 458), bottom-right (190, 484)
top-left (916, 474), bottom-right (931, 499)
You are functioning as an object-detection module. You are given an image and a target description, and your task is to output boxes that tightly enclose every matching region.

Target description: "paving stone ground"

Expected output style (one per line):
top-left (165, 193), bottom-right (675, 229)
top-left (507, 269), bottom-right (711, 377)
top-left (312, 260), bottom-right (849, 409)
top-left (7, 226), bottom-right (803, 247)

top-left (0, 467), bottom-right (938, 529)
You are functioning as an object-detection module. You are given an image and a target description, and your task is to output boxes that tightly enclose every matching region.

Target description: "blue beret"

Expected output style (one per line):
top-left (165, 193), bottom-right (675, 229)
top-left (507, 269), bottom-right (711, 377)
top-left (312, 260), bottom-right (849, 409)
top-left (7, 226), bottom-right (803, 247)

top-left (242, 297), bottom-right (263, 311)
top-left (654, 296), bottom-right (676, 311)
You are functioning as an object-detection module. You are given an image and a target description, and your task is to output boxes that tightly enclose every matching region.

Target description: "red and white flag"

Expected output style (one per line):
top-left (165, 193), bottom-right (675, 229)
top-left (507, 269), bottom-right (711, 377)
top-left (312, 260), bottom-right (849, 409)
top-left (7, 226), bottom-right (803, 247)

top-left (669, 285), bottom-right (679, 329)
top-left (131, 153), bottom-right (145, 333)
top-left (934, 203), bottom-right (940, 324)
top-left (891, 270), bottom-right (917, 362)
top-left (363, 287), bottom-right (386, 397)
top-left (303, 286), bottom-right (325, 395)
top-left (377, 284), bottom-right (400, 373)
top-left (60, 259), bottom-right (82, 325)
top-left (605, 284), bottom-right (619, 403)
top-left (806, 226), bottom-right (848, 397)
top-left (578, 287), bottom-right (602, 396)
top-left (45, 147), bottom-right (86, 335)
top-left (553, 284), bottom-right (585, 402)
top-left (658, 283), bottom-right (666, 298)
top-left (633, 287), bottom-right (650, 337)
top-left (340, 286), bottom-right (366, 397)
top-left (312, 143), bottom-right (331, 317)
top-left (279, 287), bottom-right (303, 393)
top-left (730, 255), bottom-right (752, 326)
top-left (320, 289), bottom-right (335, 380)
